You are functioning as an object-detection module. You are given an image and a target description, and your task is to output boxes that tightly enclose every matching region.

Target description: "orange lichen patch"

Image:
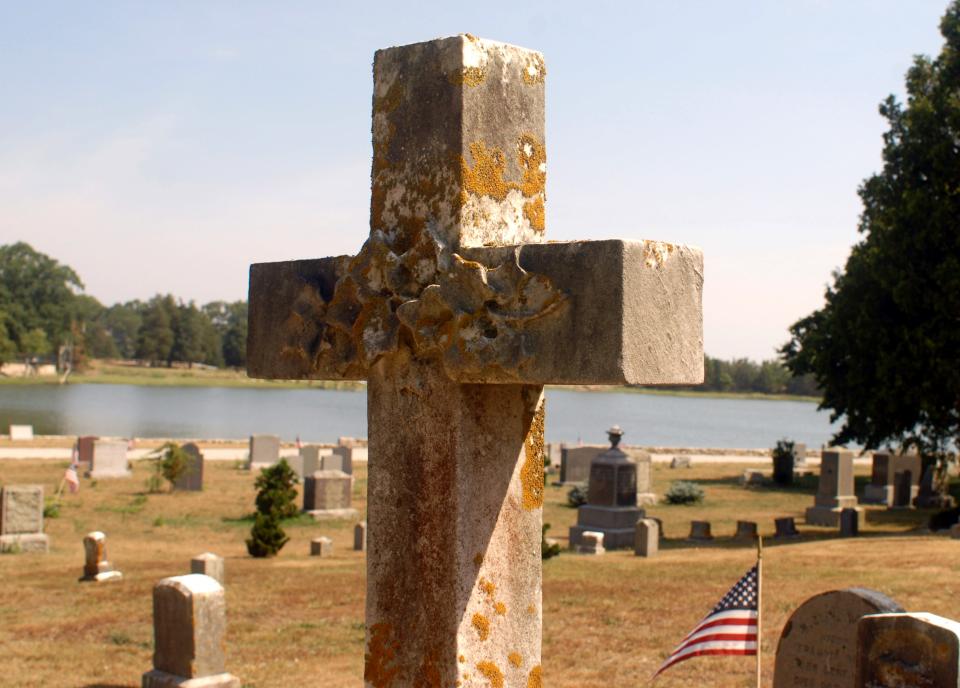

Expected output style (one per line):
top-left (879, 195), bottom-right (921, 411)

top-left (472, 613), bottom-right (491, 641)
top-left (459, 655), bottom-right (466, 663)
top-left (450, 66), bottom-right (486, 87)
top-left (479, 578), bottom-right (496, 597)
top-left (473, 553), bottom-right (483, 567)
top-left (476, 661), bottom-right (505, 688)
top-left (527, 665), bottom-right (542, 688)
top-left (527, 604), bottom-right (536, 615)
top-left (515, 134), bottom-right (546, 199)
top-left (494, 601), bottom-right (507, 616)
top-left (520, 399), bottom-right (545, 510)
top-left (521, 54), bottom-right (547, 85)
top-left (364, 622), bottom-right (400, 688)
top-left (523, 196), bottom-right (545, 232)
top-left (642, 240), bottom-right (676, 268)
top-left (461, 141), bottom-right (510, 201)
top-left (415, 650), bottom-right (442, 688)
top-left (508, 652), bottom-right (523, 668)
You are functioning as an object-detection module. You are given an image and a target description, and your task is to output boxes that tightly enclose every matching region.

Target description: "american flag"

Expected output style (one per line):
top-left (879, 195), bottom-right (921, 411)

top-left (652, 564), bottom-right (758, 680)
top-left (63, 444), bottom-right (80, 494)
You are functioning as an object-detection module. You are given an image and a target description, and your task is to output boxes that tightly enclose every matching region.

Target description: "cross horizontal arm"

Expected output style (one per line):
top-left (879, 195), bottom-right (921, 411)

top-left (247, 238), bottom-right (703, 386)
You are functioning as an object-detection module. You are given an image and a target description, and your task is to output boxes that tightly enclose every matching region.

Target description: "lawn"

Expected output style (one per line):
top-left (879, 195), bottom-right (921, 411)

top-left (0, 459), bottom-right (956, 688)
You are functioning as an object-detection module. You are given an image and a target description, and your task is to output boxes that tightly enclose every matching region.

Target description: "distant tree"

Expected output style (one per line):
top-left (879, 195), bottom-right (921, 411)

top-left (170, 301), bottom-right (206, 367)
top-left (782, 2), bottom-right (960, 462)
top-left (104, 301), bottom-right (143, 359)
top-left (136, 295), bottom-right (176, 365)
top-left (205, 300), bottom-right (247, 367)
top-left (19, 328), bottom-right (51, 357)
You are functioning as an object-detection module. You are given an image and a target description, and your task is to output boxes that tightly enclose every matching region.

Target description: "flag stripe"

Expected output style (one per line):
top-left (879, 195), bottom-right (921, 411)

top-left (679, 614), bottom-right (757, 642)
top-left (657, 647), bottom-right (757, 675)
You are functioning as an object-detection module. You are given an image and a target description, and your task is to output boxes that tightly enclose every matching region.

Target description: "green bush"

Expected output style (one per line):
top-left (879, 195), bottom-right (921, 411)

top-left (147, 442), bottom-right (190, 492)
top-left (566, 483), bottom-right (588, 508)
top-left (43, 499), bottom-right (60, 519)
top-left (253, 460), bottom-right (298, 520)
top-left (664, 481), bottom-right (705, 505)
top-left (246, 512), bottom-right (289, 558)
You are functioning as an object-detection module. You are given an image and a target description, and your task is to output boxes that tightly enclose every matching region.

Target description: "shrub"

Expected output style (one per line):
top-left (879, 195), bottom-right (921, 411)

top-left (147, 442), bottom-right (190, 492)
top-left (664, 481), bottom-right (705, 505)
top-left (541, 523), bottom-right (561, 560)
top-left (771, 438), bottom-right (796, 486)
top-left (43, 499), bottom-right (60, 519)
top-left (566, 483), bottom-right (588, 508)
top-left (253, 460), bottom-right (298, 520)
top-left (246, 512), bottom-right (290, 558)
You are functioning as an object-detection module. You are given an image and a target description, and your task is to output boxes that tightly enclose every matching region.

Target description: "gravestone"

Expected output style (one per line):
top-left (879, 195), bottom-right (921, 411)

top-left (77, 435), bottom-right (98, 469)
top-left (741, 469), bottom-right (766, 486)
top-left (303, 470), bottom-right (357, 520)
top-left (626, 446), bottom-right (657, 506)
top-left (560, 445), bottom-right (604, 484)
top-left (87, 439), bottom-right (131, 478)
top-left (545, 443), bottom-right (561, 474)
top-left (576, 531), bottom-right (605, 555)
top-left (9, 424), bottom-right (33, 440)
top-left (246, 34), bottom-right (703, 681)
top-left (354, 521), bottom-right (367, 552)
top-left (863, 451), bottom-right (921, 507)
top-left (310, 537), bottom-right (333, 556)
top-left (247, 434), bottom-right (280, 470)
top-left (915, 464), bottom-right (956, 509)
top-left (670, 455), bottom-right (691, 469)
top-left (173, 442), bottom-right (204, 491)
top-left (0, 485), bottom-right (49, 553)
top-left (79, 531), bottom-right (122, 582)
top-left (773, 445), bottom-right (796, 485)
top-left (569, 426), bottom-right (645, 549)
top-left (792, 442), bottom-right (808, 469)
top-left (840, 507), bottom-right (859, 537)
top-left (805, 449), bottom-right (860, 526)
top-left (290, 445), bottom-right (331, 480)
top-left (191, 552), bottom-right (224, 584)
top-left (688, 520), bottom-right (713, 541)
top-left (774, 517), bottom-right (800, 539)
top-left (634, 518), bottom-right (658, 557)
top-left (857, 612), bottom-right (960, 688)
top-left (142, 574), bottom-right (240, 688)
top-left (326, 446), bottom-right (356, 475)
top-left (772, 588), bottom-right (903, 688)
top-left (734, 520), bottom-right (758, 541)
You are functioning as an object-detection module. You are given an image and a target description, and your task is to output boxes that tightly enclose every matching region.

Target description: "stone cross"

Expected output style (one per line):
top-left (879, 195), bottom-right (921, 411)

top-left (247, 35), bottom-right (703, 686)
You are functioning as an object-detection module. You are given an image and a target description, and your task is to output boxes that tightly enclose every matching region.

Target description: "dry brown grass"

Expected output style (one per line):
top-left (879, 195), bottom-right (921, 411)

top-left (1, 459), bottom-right (957, 688)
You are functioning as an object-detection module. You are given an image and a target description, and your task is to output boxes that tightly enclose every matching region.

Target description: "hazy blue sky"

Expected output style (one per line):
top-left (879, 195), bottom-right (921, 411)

top-left (0, 1), bottom-right (949, 360)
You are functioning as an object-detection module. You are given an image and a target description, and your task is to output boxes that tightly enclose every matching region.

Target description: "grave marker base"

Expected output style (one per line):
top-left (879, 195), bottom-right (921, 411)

top-left (806, 505), bottom-right (863, 527)
top-left (142, 670), bottom-right (240, 688)
top-left (0, 533), bottom-right (49, 553)
top-left (306, 508), bottom-right (359, 521)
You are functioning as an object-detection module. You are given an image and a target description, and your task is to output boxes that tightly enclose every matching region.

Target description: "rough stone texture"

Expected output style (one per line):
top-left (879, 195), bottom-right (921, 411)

top-left (733, 520), bottom-right (758, 541)
top-left (856, 612), bottom-right (960, 688)
top-left (9, 424), bottom-right (33, 440)
top-left (576, 531), bottom-right (605, 555)
top-left (354, 522), bottom-right (367, 552)
top-left (174, 443), bottom-right (204, 492)
top-left (634, 518), bottom-right (658, 557)
top-left (310, 537), bottom-right (333, 557)
top-left (77, 435), bottom-right (98, 469)
top-left (146, 574), bottom-right (238, 686)
top-left (774, 517), bottom-right (800, 539)
top-left (863, 451), bottom-right (921, 506)
top-left (303, 470), bottom-right (353, 513)
top-left (247, 434), bottom-right (280, 469)
top-left (806, 449), bottom-right (860, 526)
top-left (840, 507), bottom-right (859, 537)
top-left (773, 588), bottom-right (904, 688)
top-left (244, 35), bottom-right (704, 688)
top-left (88, 439), bottom-right (131, 478)
top-left (688, 521), bottom-right (713, 540)
top-left (1, 485), bottom-right (43, 535)
top-left (559, 445), bottom-right (603, 484)
top-left (80, 531), bottom-right (122, 582)
top-left (190, 553), bottom-right (224, 584)
top-left (670, 455), bottom-right (692, 469)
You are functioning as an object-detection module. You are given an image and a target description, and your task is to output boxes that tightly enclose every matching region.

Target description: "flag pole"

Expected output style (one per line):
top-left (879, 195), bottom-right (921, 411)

top-left (755, 535), bottom-right (763, 688)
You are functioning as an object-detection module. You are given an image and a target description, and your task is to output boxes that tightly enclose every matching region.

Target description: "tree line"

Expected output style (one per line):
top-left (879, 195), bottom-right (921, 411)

top-left (640, 356), bottom-right (818, 396)
top-left (0, 241), bottom-right (246, 368)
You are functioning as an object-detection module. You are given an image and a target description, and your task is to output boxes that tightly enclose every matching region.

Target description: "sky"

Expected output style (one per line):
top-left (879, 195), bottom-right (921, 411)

top-left (0, 1), bottom-right (951, 361)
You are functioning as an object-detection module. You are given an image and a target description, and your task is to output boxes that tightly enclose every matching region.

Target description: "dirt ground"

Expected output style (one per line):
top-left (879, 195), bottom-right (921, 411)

top-left (1, 459), bottom-right (957, 688)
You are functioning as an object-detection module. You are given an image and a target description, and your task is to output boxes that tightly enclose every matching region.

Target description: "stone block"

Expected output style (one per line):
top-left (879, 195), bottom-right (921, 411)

top-left (1, 485), bottom-right (44, 535)
top-left (354, 522), bottom-right (367, 552)
top-left (688, 520), bottom-right (713, 541)
top-left (634, 519), bottom-right (658, 557)
top-left (247, 434), bottom-right (280, 469)
top-left (80, 531), bottom-right (122, 582)
top-left (772, 588), bottom-right (903, 688)
top-left (576, 531), bottom-right (605, 555)
top-left (856, 612), bottom-right (960, 688)
top-left (9, 424), bottom-right (33, 440)
top-left (88, 439), bottom-right (131, 478)
top-left (806, 504), bottom-right (862, 527)
top-left (733, 520), bottom-right (758, 541)
top-left (310, 537), bottom-right (333, 556)
top-left (840, 507), bottom-right (859, 537)
top-left (190, 553), bottom-right (224, 584)
top-left (0, 532), bottom-right (49, 553)
top-left (142, 671), bottom-right (240, 688)
top-left (174, 443), bottom-right (204, 492)
top-left (815, 449), bottom-right (856, 508)
top-left (326, 446), bottom-right (358, 475)
top-left (77, 435), bottom-right (98, 469)
top-left (670, 455), bottom-right (691, 469)
top-left (303, 470), bottom-right (356, 520)
top-left (774, 517), bottom-right (800, 539)
top-left (290, 446), bottom-right (330, 480)
top-left (559, 445), bottom-right (603, 484)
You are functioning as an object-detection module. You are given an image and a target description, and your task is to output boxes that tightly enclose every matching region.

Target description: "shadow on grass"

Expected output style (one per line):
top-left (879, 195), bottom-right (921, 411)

top-left (81, 684), bottom-right (135, 688)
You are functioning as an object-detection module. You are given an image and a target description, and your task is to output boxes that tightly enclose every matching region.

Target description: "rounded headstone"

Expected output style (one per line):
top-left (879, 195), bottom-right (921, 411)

top-left (773, 588), bottom-right (904, 688)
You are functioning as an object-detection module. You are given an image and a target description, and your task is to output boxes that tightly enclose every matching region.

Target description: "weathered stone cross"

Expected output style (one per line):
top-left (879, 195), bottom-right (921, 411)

top-left (247, 35), bottom-right (703, 687)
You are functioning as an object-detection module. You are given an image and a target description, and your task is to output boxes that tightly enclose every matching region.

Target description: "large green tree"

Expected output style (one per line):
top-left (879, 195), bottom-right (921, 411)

top-left (782, 2), bottom-right (960, 458)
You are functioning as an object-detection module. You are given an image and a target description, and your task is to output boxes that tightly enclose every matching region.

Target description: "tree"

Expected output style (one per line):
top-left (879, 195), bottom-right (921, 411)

top-left (782, 2), bottom-right (960, 461)
top-left (104, 301), bottom-right (143, 359)
top-left (136, 295), bottom-right (176, 365)
top-left (246, 459), bottom-right (298, 557)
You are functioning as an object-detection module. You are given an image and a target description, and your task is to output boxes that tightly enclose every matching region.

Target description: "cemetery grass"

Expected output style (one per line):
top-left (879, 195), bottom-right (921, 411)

top-left (2, 461), bottom-right (959, 687)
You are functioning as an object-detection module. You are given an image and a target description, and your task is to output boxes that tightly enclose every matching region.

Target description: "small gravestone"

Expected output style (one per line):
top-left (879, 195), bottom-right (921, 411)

top-left (634, 518), bottom-right (658, 557)
top-left (670, 455), bottom-right (691, 469)
top-left (0, 485), bottom-right (49, 553)
top-left (354, 522), bottom-right (367, 552)
top-left (773, 446), bottom-right (796, 485)
top-left (840, 508), bottom-right (859, 537)
top-left (576, 531), bottom-right (604, 555)
top-left (864, 451), bottom-right (921, 507)
top-left (734, 520), bottom-right (758, 541)
top-left (569, 426), bottom-right (644, 549)
top-left (772, 588), bottom-right (903, 688)
top-left (247, 434), bottom-right (280, 470)
top-left (741, 469), bottom-right (766, 486)
top-left (303, 470), bottom-right (357, 520)
top-left (77, 435), bottom-right (98, 469)
top-left (142, 574), bottom-right (240, 688)
top-left (626, 447), bottom-right (657, 506)
top-left (560, 445), bottom-right (604, 484)
top-left (79, 531), bottom-right (122, 582)
top-left (688, 520), bottom-right (713, 541)
top-left (857, 612), bottom-right (960, 688)
top-left (289, 445), bottom-right (330, 480)
top-left (9, 424), bottom-right (33, 440)
top-left (87, 439), bottom-right (131, 479)
top-left (191, 552), bottom-right (224, 584)
top-left (774, 517), bottom-right (800, 538)
top-left (310, 536), bottom-right (333, 556)
top-left (325, 446), bottom-right (356, 475)
top-left (805, 449), bottom-right (860, 526)
top-left (173, 443), bottom-right (204, 491)
top-left (915, 464), bottom-right (956, 509)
